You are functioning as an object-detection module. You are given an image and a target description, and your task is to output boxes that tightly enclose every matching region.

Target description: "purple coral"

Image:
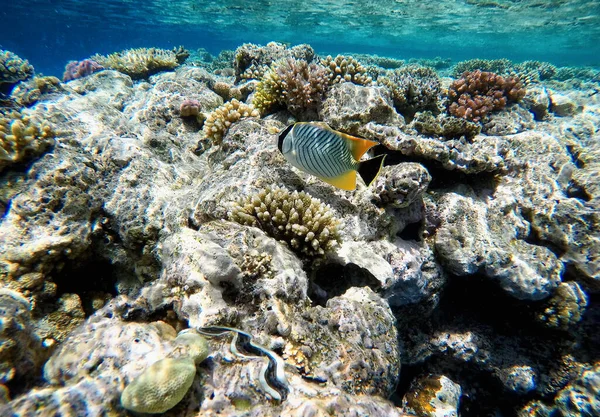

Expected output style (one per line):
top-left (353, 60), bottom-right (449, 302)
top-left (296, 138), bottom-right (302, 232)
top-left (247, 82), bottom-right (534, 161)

top-left (63, 59), bottom-right (103, 82)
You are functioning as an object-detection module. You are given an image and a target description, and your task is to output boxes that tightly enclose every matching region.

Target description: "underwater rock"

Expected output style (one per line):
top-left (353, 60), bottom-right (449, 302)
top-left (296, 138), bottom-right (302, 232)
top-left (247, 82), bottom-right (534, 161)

top-left (548, 90), bottom-right (581, 117)
top-left (320, 82), bottom-right (403, 134)
top-left (402, 374), bottom-right (461, 417)
top-left (372, 162), bottom-right (431, 209)
top-left (0, 289), bottom-right (46, 390)
top-left (482, 104), bottom-right (535, 136)
top-left (433, 188), bottom-right (562, 300)
top-left (522, 85), bottom-right (551, 121)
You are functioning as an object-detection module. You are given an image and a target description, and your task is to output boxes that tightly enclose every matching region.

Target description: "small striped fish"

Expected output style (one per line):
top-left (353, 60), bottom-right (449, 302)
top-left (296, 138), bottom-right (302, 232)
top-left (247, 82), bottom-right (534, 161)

top-left (278, 122), bottom-right (386, 191)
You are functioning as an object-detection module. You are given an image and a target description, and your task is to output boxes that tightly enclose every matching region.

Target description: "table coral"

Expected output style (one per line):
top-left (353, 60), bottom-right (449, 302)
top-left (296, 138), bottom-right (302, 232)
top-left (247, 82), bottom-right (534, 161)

top-left (91, 48), bottom-right (179, 80)
top-left (228, 186), bottom-right (341, 257)
top-left (448, 70), bottom-right (526, 122)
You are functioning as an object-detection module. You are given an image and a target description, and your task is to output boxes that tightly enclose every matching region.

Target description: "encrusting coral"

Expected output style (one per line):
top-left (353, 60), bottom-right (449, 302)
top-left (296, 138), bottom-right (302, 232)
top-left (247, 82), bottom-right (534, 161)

top-left (91, 48), bottom-right (179, 79)
top-left (322, 55), bottom-right (373, 86)
top-left (253, 57), bottom-right (330, 119)
top-left (11, 75), bottom-right (63, 107)
top-left (537, 281), bottom-right (588, 330)
top-left (411, 110), bottom-right (482, 140)
top-left (202, 99), bottom-right (259, 144)
top-left (378, 65), bottom-right (442, 118)
top-left (0, 110), bottom-right (55, 172)
top-left (228, 186), bottom-right (341, 257)
top-left (448, 70), bottom-right (526, 122)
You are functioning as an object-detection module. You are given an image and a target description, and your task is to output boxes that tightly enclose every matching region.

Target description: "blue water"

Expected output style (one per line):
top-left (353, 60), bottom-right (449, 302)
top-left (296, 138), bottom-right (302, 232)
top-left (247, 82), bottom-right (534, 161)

top-left (2, 0), bottom-right (600, 77)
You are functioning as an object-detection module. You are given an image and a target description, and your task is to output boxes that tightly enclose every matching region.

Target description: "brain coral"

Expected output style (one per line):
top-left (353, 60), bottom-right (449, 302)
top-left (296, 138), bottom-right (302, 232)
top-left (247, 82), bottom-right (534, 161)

top-left (228, 186), bottom-right (341, 257)
top-left (253, 58), bottom-right (330, 120)
top-left (91, 48), bottom-right (179, 79)
top-left (448, 70), bottom-right (526, 122)
top-left (202, 99), bottom-right (259, 144)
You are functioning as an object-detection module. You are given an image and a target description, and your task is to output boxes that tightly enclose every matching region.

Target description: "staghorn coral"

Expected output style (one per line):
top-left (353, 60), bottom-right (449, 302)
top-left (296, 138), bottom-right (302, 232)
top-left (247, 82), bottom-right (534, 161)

top-left (228, 186), bottom-right (341, 257)
top-left (0, 110), bottom-right (55, 172)
top-left (91, 48), bottom-right (179, 80)
top-left (172, 45), bottom-right (190, 64)
top-left (253, 58), bottom-right (329, 119)
top-left (515, 60), bottom-right (557, 81)
top-left (322, 55), bottom-right (373, 86)
top-left (537, 281), bottom-right (588, 330)
top-left (448, 70), bottom-right (526, 122)
top-left (0, 50), bottom-right (34, 94)
top-left (202, 99), bottom-right (259, 144)
top-left (378, 65), bottom-right (442, 118)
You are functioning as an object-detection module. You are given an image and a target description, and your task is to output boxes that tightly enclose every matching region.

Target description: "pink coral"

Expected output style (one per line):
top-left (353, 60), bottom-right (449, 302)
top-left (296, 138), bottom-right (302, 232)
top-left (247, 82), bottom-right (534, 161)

top-left (179, 99), bottom-right (201, 117)
top-left (63, 59), bottom-right (103, 82)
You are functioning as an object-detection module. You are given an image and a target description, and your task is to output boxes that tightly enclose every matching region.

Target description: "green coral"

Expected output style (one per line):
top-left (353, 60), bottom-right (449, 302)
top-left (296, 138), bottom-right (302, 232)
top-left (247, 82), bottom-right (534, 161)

top-left (378, 65), bottom-right (442, 118)
top-left (120, 357), bottom-right (196, 414)
top-left (120, 329), bottom-right (209, 414)
top-left (228, 186), bottom-right (341, 257)
top-left (91, 48), bottom-right (179, 80)
top-left (0, 110), bottom-right (55, 172)
top-left (0, 50), bottom-right (34, 92)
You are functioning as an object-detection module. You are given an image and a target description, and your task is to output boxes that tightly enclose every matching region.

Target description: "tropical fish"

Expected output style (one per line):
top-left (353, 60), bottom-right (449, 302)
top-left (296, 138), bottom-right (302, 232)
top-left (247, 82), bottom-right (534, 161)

top-left (277, 122), bottom-right (386, 191)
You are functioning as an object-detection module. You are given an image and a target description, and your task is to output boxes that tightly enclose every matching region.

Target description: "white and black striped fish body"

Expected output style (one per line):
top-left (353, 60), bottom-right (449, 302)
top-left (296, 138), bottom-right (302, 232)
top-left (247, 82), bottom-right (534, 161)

top-left (278, 122), bottom-right (386, 191)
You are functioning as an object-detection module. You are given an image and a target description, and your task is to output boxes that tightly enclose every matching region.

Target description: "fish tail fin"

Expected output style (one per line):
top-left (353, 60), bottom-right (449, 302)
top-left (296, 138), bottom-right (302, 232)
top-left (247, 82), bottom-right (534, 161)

top-left (357, 154), bottom-right (386, 187)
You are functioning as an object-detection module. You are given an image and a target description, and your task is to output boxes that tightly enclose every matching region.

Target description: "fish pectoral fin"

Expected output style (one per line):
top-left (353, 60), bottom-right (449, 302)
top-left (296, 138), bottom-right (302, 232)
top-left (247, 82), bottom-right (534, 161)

top-left (321, 170), bottom-right (357, 191)
top-left (341, 133), bottom-right (380, 160)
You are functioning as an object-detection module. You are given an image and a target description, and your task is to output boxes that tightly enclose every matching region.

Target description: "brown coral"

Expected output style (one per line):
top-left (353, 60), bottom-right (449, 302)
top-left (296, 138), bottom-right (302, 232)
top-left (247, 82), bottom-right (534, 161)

top-left (202, 99), bottom-right (259, 144)
top-left (322, 55), bottom-right (373, 86)
top-left (448, 70), bottom-right (526, 122)
top-left (253, 58), bottom-right (329, 120)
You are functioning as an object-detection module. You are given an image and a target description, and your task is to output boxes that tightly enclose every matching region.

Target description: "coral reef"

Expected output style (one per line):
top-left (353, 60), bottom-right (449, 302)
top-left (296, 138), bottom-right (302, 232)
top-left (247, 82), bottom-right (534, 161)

top-left (448, 70), bottom-right (526, 122)
top-left (179, 99), bottom-right (201, 118)
top-left (0, 50), bottom-right (34, 94)
top-left (322, 55), bottom-right (373, 86)
top-left (378, 65), bottom-right (442, 118)
top-left (0, 110), bottom-right (55, 172)
top-left (537, 281), bottom-right (588, 330)
top-left (411, 110), bottom-right (481, 140)
top-left (10, 76), bottom-right (63, 107)
top-left (62, 59), bottom-right (103, 82)
top-left (202, 99), bottom-right (259, 144)
top-left (92, 48), bottom-right (179, 79)
top-left (452, 58), bottom-right (513, 78)
top-left (228, 186), bottom-right (341, 257)
top-left (253, 57), bottom-right (329, 119)
top-left (402, 374), bottom-right (461, 417)
top-left (234, 42), bottom-right (315, 81)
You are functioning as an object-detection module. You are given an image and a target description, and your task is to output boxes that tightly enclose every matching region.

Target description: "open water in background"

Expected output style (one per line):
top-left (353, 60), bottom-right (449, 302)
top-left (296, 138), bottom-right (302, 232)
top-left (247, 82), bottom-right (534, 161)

top-left (1, 0), bottom-right (600, 76)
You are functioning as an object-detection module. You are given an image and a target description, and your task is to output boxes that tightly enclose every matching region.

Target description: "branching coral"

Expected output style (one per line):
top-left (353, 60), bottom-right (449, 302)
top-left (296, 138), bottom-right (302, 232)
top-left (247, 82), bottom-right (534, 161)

top-left (448, 70), bottom-right (526, 122)
top-left (91, 48), bottom-right (179, 80)
top-left (253, 58), bottom-right (329, 119)
top-left (11, 76), bottom-right (63, 107)
top-left (378, 65), bottom-right (442, 118)
top-left (0, 110), bottom-right (55, 172)
top-left (452, 58), bottom-right (513, 78)
top-left (234, 42), bottom-right (315, 81)
top-left (0, 50), bottom-right (34, 94)
top-left (202, 99), bottom-right (259, 144)
top-left (321, 55), bottom-right (373, 86)
top-left (228, 186), bottom-right (341, 257)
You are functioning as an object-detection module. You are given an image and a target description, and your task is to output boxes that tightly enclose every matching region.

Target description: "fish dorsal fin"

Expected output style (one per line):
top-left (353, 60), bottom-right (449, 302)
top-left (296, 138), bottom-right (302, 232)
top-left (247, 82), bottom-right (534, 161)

top-left (322, 170), bottom-right (357, 191)
top-left (339, 132), bottom-right (379, 161)
top-left (311, 122), bottom-right (379, 161)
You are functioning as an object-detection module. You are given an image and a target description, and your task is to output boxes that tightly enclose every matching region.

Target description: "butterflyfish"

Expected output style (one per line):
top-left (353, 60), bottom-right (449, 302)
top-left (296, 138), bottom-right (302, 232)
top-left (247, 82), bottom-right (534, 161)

top-left (278, 122), bottom-right (386, 191)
